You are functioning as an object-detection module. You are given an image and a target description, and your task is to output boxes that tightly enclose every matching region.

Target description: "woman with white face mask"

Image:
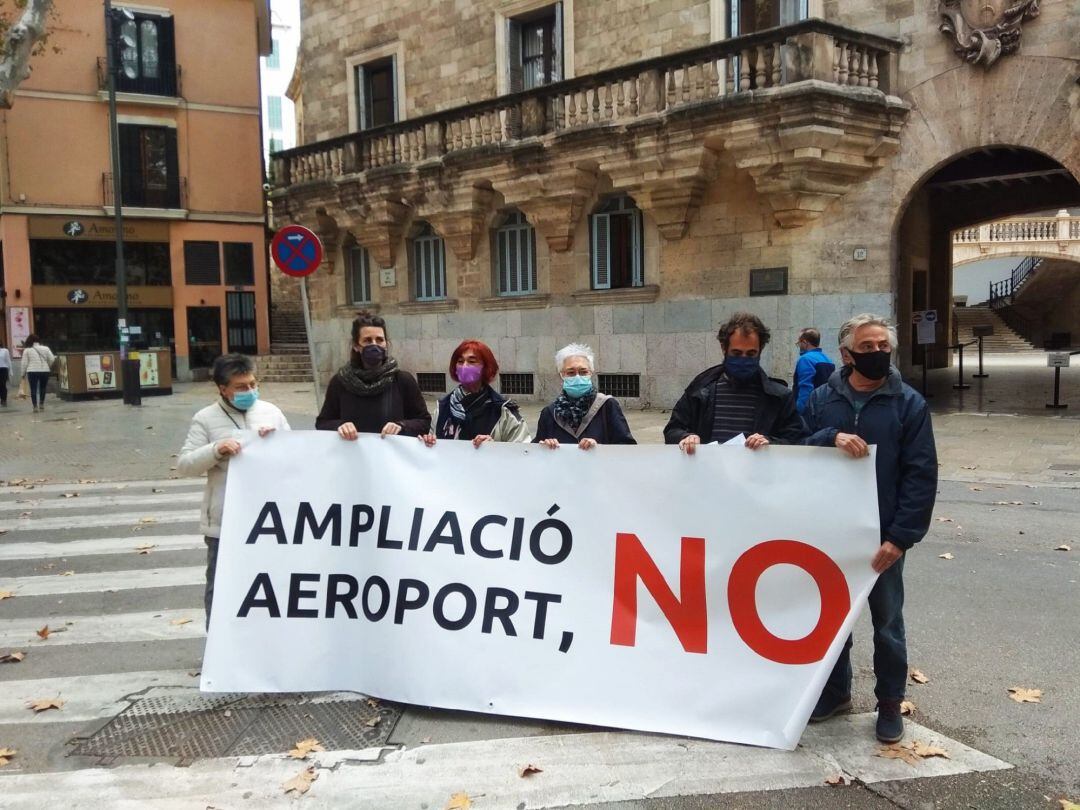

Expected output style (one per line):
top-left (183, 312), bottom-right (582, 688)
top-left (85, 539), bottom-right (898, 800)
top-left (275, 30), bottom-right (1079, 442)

top-left (176, 353), bottom-right (290, 627)
top-left (534, 343), bottom-right (636, 451)
top-left (420, 339), bottom-right (530, 448)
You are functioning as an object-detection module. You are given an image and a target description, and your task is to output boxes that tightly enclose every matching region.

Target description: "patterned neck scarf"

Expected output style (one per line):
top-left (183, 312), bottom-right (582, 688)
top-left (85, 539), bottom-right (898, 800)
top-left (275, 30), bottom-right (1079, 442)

top-left (336, 355), bottom-right (399, 397)
top-left (552, 390), bottom-right (597, 431)
top-left (443, 385), bottom-right (489, 437)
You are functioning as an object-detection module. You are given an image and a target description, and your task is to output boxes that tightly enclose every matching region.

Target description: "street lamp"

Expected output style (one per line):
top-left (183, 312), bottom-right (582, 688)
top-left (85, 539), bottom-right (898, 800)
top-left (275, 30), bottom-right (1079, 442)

top-left (104, 0), bottom-right (141, 405)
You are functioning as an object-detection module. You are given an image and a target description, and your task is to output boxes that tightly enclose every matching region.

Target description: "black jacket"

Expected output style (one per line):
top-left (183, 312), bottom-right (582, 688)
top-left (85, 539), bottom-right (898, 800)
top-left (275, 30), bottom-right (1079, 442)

top-left (663, 363), bottom-right (805, 445)
top-left (533, 395), bottom-right (637, 445)
top-left (315, 370), bottom-right (431, 436)
top-left (435, 387), bottom-right (527, 441)
top-left (801, 367), bottom-right (937, 550)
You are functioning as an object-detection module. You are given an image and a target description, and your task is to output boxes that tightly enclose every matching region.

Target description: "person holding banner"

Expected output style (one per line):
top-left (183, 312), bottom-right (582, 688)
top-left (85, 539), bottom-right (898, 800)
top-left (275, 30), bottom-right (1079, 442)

top-left (664, 312), bottom-right (803, 452)
top-left (421, 340), bottom-right (530, 447)
top-left (316, 311), bottom-right (431, 439)
top-left (802, 314), bottom-right (937, 743)
top-left (534, 343), bottom-right (636, 449)
top-left (177, 354), bottom-right (290, 627)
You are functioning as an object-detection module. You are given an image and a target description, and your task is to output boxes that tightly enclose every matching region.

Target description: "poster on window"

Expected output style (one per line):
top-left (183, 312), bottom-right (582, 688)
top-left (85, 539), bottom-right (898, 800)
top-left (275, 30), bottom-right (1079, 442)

top-left (139, 352), bottom-right (159, 387)
top-left (8, 307), bottom-right (31, 359)
top-left (84, 354), bottom-right (114, 390)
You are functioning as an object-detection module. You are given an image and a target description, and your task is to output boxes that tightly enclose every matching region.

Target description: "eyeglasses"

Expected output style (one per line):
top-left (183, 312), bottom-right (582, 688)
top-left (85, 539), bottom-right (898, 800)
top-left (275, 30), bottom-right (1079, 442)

top-left (560, 369), bottom-right (592, 378)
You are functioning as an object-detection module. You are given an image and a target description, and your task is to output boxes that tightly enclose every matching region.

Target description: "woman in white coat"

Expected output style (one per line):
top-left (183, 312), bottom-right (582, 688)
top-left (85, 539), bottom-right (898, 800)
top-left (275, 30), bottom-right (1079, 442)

top-left (20, 334), bottom-right (55, 412)
top-left (177, 354), bottom-right (290, 626)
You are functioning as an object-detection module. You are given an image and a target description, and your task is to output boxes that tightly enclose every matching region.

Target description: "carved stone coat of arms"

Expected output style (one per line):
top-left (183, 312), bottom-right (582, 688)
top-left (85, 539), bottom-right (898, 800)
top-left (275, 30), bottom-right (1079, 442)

top-left (939, 0), bottom-right (1040, 67)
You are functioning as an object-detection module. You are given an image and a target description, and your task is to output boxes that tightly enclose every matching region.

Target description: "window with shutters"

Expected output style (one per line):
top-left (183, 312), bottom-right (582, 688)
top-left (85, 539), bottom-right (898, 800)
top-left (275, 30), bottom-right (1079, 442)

top-left (184, 241), bottom-right (221, 285)
top-left (494, 211), bottom-right (537, 296)
top-left (347, 246), bottom-right (372, 304)
top-left (590, 195), bottom-right (643, 291)
top-left (118, 124), bottom-right (181, 208)
top-left (224, 243), bottom-right (255, 286)
top-left (507, 4), bottom-right (563, 93)
top-left (114, 12), bottom-right (177, 96)
top-left (410, 223), bottom-right (447, 301)
top-left (354, 57), bottom-right (396, 130)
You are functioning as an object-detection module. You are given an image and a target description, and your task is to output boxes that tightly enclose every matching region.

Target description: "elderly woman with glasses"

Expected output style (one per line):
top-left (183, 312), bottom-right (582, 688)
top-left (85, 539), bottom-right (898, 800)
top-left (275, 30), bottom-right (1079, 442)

top-left (534, 343), bottom-right (636, 450)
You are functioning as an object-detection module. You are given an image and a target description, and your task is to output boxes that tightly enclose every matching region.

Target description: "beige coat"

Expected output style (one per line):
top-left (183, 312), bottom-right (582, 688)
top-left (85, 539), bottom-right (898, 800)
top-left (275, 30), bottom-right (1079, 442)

top-left (177, 399), bottom-right (291, 536)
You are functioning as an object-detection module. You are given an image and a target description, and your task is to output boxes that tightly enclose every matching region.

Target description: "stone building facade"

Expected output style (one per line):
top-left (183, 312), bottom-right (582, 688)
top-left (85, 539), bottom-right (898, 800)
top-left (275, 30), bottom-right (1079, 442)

top-left (272, 0), bottom-right (1079, 406)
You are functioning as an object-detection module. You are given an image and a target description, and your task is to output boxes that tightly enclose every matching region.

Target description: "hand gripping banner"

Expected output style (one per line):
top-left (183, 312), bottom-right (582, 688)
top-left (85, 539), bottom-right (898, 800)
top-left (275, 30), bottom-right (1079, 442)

top-left (201, 432), bottom-right (880, 749)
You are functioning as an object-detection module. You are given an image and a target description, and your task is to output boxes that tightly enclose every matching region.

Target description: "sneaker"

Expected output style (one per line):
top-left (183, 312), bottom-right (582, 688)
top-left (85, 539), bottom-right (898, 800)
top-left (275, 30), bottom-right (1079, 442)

top-left (810, 692), bottom-right (852, 723)
top-left (876, 699), bottom-right (904, 743)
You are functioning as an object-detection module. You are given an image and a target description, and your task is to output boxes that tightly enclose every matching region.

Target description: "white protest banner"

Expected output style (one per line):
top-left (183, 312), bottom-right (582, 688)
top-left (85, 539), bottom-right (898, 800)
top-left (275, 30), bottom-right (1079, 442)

top-left (202, 433), bottom-right (880, 750)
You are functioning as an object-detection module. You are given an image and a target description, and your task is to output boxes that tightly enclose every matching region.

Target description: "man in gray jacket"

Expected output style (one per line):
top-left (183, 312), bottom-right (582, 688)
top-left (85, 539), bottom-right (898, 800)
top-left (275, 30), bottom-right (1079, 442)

top-left (178, 354), bottom-right (290, 627)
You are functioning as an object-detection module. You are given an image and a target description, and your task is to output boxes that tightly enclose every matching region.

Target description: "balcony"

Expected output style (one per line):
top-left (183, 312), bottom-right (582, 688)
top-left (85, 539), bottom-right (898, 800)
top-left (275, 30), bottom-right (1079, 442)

top-left (96, 57), bottom-right (182, 99)
top-left (102, 172), bottom-right (187, 211)
top-left (270, 19), bottom-right (908, 268)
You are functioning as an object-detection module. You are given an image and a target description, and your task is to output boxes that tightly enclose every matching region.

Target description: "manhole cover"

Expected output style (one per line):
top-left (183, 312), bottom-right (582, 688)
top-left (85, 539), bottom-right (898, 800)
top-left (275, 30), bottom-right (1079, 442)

top-left (70, 688), bottom-right (401, 760)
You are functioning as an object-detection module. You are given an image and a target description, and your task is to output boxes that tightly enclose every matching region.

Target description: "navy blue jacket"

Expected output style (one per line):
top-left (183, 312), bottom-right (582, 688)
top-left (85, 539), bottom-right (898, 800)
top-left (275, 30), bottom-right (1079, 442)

top-left (534, 396), bottom-right (636, 445)
top-left (802, 367), bottom-right (937, 550)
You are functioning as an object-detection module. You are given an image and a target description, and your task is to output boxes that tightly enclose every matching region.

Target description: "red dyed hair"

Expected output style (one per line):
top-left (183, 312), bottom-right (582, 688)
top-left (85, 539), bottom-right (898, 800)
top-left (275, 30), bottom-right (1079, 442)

top-left (449, 340), bottom-right (499, 384)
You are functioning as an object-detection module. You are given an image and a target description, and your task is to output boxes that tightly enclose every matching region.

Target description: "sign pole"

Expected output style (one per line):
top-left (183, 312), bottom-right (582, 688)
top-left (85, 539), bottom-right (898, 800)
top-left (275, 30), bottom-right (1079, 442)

top-left (299, 276), bottom-right (321, 412)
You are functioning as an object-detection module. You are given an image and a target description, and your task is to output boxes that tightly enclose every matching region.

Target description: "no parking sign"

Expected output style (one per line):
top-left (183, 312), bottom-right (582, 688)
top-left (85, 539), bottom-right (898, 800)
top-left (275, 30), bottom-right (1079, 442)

top-left (271, 225), bottom-right (323, 277)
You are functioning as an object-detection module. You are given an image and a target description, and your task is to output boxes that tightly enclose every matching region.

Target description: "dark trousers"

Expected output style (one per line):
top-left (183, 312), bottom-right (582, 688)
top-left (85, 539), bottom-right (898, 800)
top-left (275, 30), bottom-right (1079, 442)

top-left (821, 553), bottom-right (907, 703)
top-left (204, 536), bottom-right (219, 630)
top-left (27, 371), bottom-right (49, 407)
top-left (0, 368), bottom-right (8, 405)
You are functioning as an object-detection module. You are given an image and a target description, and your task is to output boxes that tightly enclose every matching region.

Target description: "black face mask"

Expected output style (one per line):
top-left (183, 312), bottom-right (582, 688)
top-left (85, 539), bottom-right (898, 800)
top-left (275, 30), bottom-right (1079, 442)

top-left (847, 349), bottom-right (891, 381)
top-left (359, 344), bottom-right (387, 368)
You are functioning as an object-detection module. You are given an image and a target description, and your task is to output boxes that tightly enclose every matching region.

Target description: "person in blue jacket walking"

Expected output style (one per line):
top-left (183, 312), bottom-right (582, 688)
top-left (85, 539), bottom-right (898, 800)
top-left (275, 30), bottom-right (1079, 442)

top-left (793, 328), bottom-right (835, 413)
top-left (801, 314), bottom-right (937, 744)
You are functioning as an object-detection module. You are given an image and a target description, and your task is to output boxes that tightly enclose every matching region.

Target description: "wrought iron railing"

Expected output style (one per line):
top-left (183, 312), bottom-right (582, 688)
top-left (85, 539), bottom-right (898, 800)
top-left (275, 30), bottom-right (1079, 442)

top-left (97, 57), bottom-right (182, 98)
top-left (270, 19), bottom-right (902, 189)
top-left (988, 255), bottom-right (1041, 306)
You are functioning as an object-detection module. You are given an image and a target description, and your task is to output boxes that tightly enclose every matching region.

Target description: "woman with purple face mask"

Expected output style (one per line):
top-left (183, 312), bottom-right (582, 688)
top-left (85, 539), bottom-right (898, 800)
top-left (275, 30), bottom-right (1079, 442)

top-left (420, 339), bottom-right (530, 448)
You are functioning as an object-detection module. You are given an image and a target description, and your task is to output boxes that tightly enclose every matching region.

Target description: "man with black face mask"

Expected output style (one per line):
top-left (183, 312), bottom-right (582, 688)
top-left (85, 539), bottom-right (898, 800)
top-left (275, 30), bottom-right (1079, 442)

top-left (664, 311), bottom-right (804, 453)
top-left (801, 314), bottom-right (937, 744)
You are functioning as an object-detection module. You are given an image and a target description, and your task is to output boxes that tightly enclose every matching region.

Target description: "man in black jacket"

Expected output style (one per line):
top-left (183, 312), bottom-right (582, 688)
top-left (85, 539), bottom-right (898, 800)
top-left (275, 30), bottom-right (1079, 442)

top-left (664, 312), bottom-right (804, 453)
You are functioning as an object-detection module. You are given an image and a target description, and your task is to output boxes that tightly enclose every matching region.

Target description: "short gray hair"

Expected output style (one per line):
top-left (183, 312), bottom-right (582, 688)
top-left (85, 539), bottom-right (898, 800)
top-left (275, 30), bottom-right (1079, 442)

top-left (839, 314), bottom-right (898, 351)
top-left (554, 343), bottom-right (595, 373)
top-left (212, 353), bottom-right (257, 386)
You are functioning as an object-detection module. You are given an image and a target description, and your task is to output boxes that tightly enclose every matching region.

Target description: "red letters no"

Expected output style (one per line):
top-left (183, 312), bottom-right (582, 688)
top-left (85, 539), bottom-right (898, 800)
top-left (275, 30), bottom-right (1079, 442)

top-left (609, 533), bottom-right (707, 654)
top-left (728, 539), bottom-right (850, 665)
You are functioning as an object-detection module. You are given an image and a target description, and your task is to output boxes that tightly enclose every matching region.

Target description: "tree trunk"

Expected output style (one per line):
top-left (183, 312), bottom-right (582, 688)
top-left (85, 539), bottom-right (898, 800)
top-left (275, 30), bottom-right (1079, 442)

top-left (0, 0), bottom-right (54, 109)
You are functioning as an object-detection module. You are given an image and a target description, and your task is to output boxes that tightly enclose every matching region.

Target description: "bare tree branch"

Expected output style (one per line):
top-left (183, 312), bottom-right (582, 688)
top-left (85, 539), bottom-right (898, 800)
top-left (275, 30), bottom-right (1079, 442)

top-left (0, 0), bottom-right (54, 109)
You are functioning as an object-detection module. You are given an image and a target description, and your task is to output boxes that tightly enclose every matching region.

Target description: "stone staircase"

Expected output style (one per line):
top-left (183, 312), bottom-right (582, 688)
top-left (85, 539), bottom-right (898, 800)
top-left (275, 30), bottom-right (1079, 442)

top-left (257, 307), bottom-right (313, 383)
top-left (953, 305), bottom-right (1038, 353)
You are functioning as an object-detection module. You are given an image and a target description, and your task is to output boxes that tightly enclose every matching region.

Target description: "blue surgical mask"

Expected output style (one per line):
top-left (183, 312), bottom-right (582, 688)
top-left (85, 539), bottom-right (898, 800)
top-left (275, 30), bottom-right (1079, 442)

top-left (562, 375), bottom-right (593, 398)
top-left (231, 389), bottom-right (259, 411)
top-left (724, 355), bottom-right (760, 382)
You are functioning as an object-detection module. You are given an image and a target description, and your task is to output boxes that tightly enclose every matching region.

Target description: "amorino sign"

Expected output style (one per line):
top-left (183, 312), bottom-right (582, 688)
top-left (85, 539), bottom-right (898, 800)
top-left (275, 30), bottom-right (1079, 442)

top-left (32, 285), bottom-right (174, 308)
top-left (28, 215), bottom-right (170, 243)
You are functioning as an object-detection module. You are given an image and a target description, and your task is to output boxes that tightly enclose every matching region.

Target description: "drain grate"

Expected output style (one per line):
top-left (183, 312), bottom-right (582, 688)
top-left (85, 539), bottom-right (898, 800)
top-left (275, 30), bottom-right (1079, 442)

top-left (70, 688), bottom-right (401, 760)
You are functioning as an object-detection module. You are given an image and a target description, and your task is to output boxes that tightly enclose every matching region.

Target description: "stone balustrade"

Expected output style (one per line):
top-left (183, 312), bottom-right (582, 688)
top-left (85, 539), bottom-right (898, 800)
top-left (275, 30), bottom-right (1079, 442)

top-left (954, 214), bottom-right (1080, 245)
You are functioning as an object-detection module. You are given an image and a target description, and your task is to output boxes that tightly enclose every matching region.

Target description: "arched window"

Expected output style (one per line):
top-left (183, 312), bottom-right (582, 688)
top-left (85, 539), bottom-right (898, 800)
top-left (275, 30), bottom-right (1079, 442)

top-left (494, 210), bottom-right (537, 296)
top-left (411, 222), bottom-right (447, 301)
top-left (590, 195), bottom-right (643, 290)
top-left (347, 244), bottom-right (371, 304)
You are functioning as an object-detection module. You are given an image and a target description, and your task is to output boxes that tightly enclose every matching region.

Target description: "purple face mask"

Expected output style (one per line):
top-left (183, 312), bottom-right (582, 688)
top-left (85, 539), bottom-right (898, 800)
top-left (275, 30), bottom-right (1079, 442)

top-left (457, 364), bottom-right (484, 386)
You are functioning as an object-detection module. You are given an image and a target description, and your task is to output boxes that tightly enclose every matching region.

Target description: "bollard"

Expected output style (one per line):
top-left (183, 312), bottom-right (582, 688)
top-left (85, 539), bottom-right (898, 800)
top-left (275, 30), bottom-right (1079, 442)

top-left (921, 345), bottom-right (933, 399)
top-left (1046, 366), bottom-right (1067, 410)
top-left (973, 335), bottom-right (989, 379)
top-left (952, 342), bottom-right (972, 390)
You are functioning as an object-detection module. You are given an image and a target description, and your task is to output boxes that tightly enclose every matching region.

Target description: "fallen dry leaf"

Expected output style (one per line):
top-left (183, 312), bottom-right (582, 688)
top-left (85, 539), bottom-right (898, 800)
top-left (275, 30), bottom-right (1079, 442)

top-left (969, 486), bottom-right (982, 492)
top-left (0, 747), bottom-right (16, 766)
top-left (420, 736), bottom-right (432, 744)
top-left (875, 743), bottom-right (921, 767)
top-left (1058, 800), bottom-right (1080, 810)
top-left (364, 697), bottom-right (379, 708)
top-left (961, 464), bottom-right (978, 470)
top-left (364, 716), bottom-right (382, 728)
top-left (935, 517), bottom-right (954, 523)
top-left (910, 669), bottom-right (929, 684)
top-left (900, 700), bottom-right (916, 716)
top-left (138, 517), bottom-right (157, 525)
top-left (519, 763), bottom-right (543, 778)
top-left (282, 766), bottom-right (318, 796)
top-left (1008, 687), bottom-right (1042, 704)
top-left (36, 626), bottom-right (51, 640)
top-left (27, 698), bottom-right (64, 713)
top-left (288, 738), bottom-right (325, 760)
top-left (1056, 544), bottom-right (1072, 552)
top-left (0, 591), bottom-right (14, 600)
top-left (938, 552), bottom-right (955, 560)
top-left (445, 793), bottom-right (472, 810)
top-left (169, 618), bottom-right (193, 626)
top-left (61, 493), bottom-right (79, 499)
top-left (135, 544), bottom-right (155, 554)
top-left (0, 651), bottom-right (26, 664)
top-left (910, 741), bottom-right (950, 759)
top-left (59, 571), bottom-right (74, 577)
top-left (824, 773), bottom-right (846, 786)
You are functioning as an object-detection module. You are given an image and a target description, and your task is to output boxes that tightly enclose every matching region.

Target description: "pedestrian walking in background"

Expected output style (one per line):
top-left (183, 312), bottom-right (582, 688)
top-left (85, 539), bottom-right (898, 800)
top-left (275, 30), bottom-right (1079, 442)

top-left (802, 314), bottom-right (937, 743)
top-left (177, 354), bottom-right (290, 627)
top-left (421, 339), bottom-right (530, 448)
top-left (20, 334), bottom-right (56, 413)
top-left (665, 312), bottom-right (803, 454)
top-left (316, 310), bottom-right (431, 440)
top-left (793, 328), bottom-right (836, 413)
top-left (0, 338), bottom-right (11, 407)
top-left (534, 343), bottom-right (636, 449)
